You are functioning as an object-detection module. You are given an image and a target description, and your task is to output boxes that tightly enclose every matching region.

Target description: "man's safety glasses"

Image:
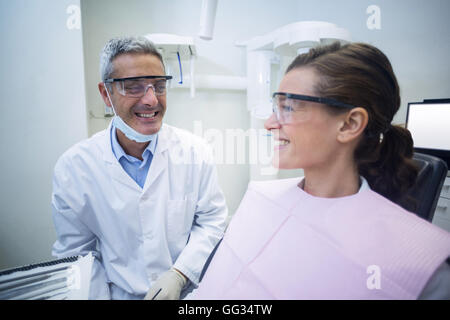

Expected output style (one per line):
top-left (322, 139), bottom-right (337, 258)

top-left (272, 92), bottom-right (356, 124)
top-left (104, 76), bottom-right (173, 98)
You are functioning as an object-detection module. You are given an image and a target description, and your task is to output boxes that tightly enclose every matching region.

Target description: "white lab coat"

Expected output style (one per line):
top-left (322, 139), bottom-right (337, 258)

top-left (51, 122), bottom-right (228, 299)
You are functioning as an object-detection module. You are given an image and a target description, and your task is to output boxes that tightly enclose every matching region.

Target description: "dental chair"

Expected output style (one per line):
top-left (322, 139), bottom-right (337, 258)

top-left (396, 152), bottom-right (448, 222)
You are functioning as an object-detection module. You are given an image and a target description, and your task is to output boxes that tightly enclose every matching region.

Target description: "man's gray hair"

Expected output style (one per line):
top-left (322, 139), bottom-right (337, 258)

top-left (99, 36), bottom-right (164, 82)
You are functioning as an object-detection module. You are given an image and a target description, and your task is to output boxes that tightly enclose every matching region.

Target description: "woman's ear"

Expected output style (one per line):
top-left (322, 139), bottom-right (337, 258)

top-left (337, 107), bottom-right (369, 143)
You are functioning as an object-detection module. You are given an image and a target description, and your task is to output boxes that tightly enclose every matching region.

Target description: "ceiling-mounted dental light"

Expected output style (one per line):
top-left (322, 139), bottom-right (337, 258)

top-left (198, 0), bottom-right (218, 40)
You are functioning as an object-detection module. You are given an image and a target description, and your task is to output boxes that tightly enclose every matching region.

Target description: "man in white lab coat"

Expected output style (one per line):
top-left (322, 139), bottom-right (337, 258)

top-left (51, 36), bottom-right (228, 300)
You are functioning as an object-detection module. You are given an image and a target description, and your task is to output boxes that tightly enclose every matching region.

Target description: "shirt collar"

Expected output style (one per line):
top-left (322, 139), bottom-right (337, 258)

top-left (298, 176), bottom-right (371, 194)
top-left (359, 176), bottom-right (371, 192)
top-left (110, 123), bottom-right (157, 163)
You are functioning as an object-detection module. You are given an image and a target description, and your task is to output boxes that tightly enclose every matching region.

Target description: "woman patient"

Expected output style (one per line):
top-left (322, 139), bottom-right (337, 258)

top-left (188, 42), bottom-right (450, 299)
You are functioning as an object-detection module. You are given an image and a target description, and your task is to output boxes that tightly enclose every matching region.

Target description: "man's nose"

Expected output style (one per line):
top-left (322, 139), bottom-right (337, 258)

top-left (141, 84), bottom-right (158, 106)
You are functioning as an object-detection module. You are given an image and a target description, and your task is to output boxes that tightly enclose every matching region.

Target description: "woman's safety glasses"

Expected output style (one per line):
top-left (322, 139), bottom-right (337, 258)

top-left (271, 92), bottom-right (356, 124)
top-left (104, 75), bottom-right (173, 98)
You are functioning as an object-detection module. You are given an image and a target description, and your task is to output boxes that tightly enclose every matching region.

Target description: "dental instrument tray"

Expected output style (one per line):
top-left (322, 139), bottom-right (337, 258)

top-left (0, 253), bottom-right (93, 300)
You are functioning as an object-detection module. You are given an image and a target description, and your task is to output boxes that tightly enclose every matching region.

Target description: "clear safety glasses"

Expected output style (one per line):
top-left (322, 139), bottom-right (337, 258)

top-left (272, 92), bottom-right (356, 124)
top-left (104, 75), bottom-right (173, 98)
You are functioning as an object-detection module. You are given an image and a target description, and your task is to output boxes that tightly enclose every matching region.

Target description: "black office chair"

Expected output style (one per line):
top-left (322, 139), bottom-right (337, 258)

top-left (396, 152), bottom-right (448, 221)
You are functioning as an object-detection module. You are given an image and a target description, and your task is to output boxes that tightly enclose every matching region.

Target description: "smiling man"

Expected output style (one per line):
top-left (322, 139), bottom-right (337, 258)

top-left (51, 36), bottom-right (228, 300)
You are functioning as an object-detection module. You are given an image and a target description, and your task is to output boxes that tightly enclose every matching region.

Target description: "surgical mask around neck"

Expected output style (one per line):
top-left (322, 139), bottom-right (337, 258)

top-left (105, 85), bottom-right (156, 143)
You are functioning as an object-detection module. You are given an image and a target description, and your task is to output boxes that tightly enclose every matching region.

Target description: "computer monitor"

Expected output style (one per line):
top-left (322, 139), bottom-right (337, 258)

top-left (406, 99), bottom-right (450, 168)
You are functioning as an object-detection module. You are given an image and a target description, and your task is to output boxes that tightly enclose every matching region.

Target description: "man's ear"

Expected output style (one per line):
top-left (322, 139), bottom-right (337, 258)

top-left (98, 82), bottom-right (112, 107)
top-left (337, 107), bottom-right (369, 143)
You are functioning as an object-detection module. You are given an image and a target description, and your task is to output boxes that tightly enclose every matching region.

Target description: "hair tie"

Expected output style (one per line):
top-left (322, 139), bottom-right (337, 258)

top-left (383, 124), bottom-right (393, 134)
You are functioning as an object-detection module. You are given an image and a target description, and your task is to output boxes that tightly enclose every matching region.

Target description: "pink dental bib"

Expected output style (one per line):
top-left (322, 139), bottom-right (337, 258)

top-left (189, 178), bottom-right (450, 299)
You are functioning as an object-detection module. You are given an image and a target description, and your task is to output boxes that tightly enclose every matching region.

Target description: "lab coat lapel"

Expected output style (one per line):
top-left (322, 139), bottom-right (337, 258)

top-left (101, 122), bottom-right (142, 192)
top-left (143, 124), bottom-right (170, 191)
top-left (144, 149), bottom-right (166, 191)
top-left (109, 160), bottom-right (142, 191)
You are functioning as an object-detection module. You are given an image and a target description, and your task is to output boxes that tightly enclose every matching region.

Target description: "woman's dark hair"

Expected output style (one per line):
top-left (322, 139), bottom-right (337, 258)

top-left (286, 42), bottom-right (418, 207)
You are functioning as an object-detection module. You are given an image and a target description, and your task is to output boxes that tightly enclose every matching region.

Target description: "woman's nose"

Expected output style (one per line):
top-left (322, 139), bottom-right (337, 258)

top-left (264, 112), bottom-right (281, 131)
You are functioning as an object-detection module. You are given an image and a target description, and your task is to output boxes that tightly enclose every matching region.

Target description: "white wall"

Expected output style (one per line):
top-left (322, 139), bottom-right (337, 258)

top-left (0, 0), bottom-right (88, 269)
top-left (290, 0), bottom-right (450, 125)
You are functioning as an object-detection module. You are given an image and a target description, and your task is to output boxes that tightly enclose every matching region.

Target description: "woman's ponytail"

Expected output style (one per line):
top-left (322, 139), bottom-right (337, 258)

top-left (356, 125), bottom-right (418, 208)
